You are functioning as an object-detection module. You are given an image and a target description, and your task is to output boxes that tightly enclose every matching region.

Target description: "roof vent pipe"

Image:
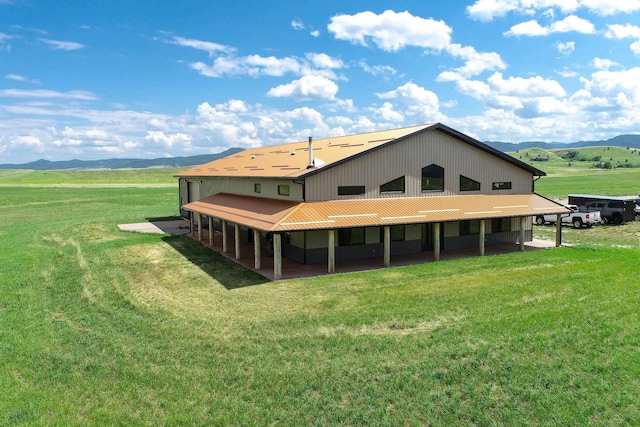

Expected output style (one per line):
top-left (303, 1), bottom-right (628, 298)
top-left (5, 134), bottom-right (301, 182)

top-left (307, 136), bottom-right (315, 168)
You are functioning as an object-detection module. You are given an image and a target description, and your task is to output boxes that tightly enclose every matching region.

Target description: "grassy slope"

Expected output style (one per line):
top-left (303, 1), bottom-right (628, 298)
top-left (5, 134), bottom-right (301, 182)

top-left (1, 169), bottom-right (640, 425)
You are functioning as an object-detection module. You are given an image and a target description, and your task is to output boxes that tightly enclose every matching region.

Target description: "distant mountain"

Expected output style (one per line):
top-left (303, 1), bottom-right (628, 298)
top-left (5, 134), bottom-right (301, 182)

top-left (4, 134), bottom-right (640, 170)
top-left (0, 148), bottom-right (244, 170)
top-left (485, 134), bottom-right (640, 153)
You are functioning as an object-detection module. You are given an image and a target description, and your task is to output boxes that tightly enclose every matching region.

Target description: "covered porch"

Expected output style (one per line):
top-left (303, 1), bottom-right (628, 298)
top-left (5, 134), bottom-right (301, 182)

top-left (183, 193), bottom-right (568, 280)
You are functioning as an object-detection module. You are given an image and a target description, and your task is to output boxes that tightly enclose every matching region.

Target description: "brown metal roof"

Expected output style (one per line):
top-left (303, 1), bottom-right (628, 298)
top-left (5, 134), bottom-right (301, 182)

top-left (175, 124), bottom-right (432, 179)
top-left (183, 193), bottom-right (570, 232)
top-left (175, 123), bottom-right (546, 179)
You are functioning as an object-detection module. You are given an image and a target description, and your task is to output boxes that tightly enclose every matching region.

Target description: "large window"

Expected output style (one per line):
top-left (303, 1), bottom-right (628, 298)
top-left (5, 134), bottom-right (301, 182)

top-left (460, 220), bottom-right (480, 235)
top-left (460, 175), bottom-right (480, 191)
top-left (380, 225), bottom-right (405, 242)
top-left (338, 228), bottom-right (365, 246)
top-left (492, 217), bottom-right (511, 232)
top-left (422, 164), bottom-right (444, 192)
top-left (338, 185), bottom-right (365, 196)
top-left (380, 176), bottom-right (405, 193)
top-left (278, 184), bottom-right (290, 196)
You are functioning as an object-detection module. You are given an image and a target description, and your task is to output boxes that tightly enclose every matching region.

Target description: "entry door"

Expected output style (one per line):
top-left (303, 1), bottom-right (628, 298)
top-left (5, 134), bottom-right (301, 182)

top-left (421, 223), bottom-right (444, 251)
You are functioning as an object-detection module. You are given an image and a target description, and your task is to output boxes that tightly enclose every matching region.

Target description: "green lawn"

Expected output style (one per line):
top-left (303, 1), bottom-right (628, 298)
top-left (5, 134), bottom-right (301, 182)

top-left (1, 168), bottom-right (640, 425)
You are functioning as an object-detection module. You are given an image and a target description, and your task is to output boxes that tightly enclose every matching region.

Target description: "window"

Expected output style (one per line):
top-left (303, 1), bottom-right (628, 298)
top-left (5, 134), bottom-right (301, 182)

top-left (278, 185), bottom-right (290, 196)
top-left (380, 225), bottom-right (405, 242)
top-left (338, 185), bottom-right (365, 196)
top-left (422, 164), bottom-right (444, 192)
top-left (492, 182), bottom-right (512, 191)
top-left (254, 183), bottom-right (261, 193)
top-left (380, 176), bottom-right (405, 193)
top-left (460, 220), bottom-right (480, 235)
top-left (338, 228), bottom-right (365, 246)
top-left (491, 217), bottom-right (511, 232)
top-left (460, 175), bottom-right (480, 191)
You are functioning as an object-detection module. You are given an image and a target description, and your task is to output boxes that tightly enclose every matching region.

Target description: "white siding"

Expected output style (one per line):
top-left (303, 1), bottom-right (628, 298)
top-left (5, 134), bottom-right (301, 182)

top-left (305, 130), bottom-right (534, 201)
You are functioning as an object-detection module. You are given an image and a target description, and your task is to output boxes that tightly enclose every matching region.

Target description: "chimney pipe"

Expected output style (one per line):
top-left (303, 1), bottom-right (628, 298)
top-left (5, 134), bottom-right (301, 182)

top-left (306, 136), bottom-right (314, 168)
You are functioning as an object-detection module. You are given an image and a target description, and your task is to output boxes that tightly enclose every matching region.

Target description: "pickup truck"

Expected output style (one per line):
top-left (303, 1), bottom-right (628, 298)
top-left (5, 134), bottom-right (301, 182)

top-left (535, 204), bottom-right (602, 229)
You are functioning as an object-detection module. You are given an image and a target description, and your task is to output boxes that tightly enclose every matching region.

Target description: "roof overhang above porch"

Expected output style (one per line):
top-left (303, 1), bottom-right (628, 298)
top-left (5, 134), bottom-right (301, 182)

top-left (183, 193), bottom-right (570, 232)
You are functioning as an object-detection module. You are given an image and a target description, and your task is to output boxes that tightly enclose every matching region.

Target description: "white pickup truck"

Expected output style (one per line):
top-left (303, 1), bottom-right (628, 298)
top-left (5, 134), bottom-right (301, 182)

top-left (535, 204), bottom-right (602, 229)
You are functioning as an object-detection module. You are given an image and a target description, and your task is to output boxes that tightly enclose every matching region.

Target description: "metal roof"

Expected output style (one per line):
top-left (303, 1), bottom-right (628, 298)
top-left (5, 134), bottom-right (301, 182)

top-left (184, 193), bottom-right (570, 232)
top-left (175, 123), bottom-right (546, 179)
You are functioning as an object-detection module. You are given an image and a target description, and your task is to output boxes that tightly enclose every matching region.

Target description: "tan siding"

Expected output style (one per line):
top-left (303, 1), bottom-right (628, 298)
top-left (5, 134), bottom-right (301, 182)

top-left (195, 177), bottom-right (303, 201)
top-left (305, 130), bottom-right (533, 201)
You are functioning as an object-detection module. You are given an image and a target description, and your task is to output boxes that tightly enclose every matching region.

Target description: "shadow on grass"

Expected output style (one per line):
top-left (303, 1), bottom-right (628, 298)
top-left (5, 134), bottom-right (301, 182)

top-left (146, 215), bottom-right (184, 222)
top-left (162, 235), bottom-right (270, 290)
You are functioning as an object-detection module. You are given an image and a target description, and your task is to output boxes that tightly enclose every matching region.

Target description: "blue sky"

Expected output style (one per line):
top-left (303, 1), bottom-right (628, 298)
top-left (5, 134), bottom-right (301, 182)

top-left (2, 0), bottom-right (640, 163)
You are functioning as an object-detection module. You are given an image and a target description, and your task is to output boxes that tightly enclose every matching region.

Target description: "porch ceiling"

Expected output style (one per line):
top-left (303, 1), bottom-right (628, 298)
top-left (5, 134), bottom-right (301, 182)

top-left (183, 193), bottom-right (570, 232)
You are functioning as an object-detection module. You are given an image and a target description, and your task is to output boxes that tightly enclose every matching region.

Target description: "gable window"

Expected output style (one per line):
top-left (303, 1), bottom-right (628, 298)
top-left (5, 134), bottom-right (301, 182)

top-left (338, 185), bottom-right (365, 196)
top-left (338, 228), bottom-right (365, 246)
top-left (278, 185), bottom-right (290, 196)
top-left (380, 225), bottom-right (405, 242)
top-left (460, 220), bottom-right (480, 235)
top-left (254, 183), bottom-right (261, 193)
top-left (492, 181), bottom-right (512, 191)
top-left (422, 164), bottom-right (444, 192)
top-left (492, 217), bottom-right (511, 232)
top-left (460, 175), bottom-right (480, 192)
top-left (380, 176), bottom-right (405, 193)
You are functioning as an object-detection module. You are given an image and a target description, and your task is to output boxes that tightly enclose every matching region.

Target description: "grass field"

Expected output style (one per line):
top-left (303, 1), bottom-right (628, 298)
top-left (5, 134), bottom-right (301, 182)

top-left (1, 167), bottom-right (640, 425)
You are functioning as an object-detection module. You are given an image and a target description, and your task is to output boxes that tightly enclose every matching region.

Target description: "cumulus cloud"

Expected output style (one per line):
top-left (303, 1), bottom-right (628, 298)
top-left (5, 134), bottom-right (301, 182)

top-left (40, 38), bottom-right (84, 50)
top-left (328, 10), bottom-right (452, 52)
top-left (504, 15), bottom-right (595, 37)
top-left (468, 0), bottom-right (640, 21)
top-left (145, 131), bottom-right (192, 148)
top-left (591, 58), bottom-right (619, 70)
top-left (267, 75), bottom-right (339, 101)
top-left (605, 24), bottom-right (640, 55)
top-left (377, 82), bottom-right (442, 121)
top-left (556, 41), bottom-right (575, 55)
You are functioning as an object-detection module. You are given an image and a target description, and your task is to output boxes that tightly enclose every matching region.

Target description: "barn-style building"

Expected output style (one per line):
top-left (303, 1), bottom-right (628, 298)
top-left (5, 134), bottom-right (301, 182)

top-left (175, 123), bottom-right (568, 279)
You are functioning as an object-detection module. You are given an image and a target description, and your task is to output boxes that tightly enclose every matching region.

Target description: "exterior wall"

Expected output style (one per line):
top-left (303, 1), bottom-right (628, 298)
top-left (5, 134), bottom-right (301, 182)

top-left (304, 130), bottom-right (534, 201)
top-left (178, 176), bottom-right (304, 207)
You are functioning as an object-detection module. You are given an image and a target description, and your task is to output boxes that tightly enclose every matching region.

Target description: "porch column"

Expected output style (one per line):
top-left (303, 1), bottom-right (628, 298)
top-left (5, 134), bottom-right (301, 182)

top-left (197, 213), bottom-right (203, 241)
top-left (222, 220), bottom-right (228, 253)
top-left (555, 214), bottom-right (562, 247)
top-left (253, 229), bottom-right (261, 270)
top-left (273, 233), bottom-right (282, 280)
top-left (519, 217), bottom-right (526, 252)
top-left (479, 220), bottom-right (486, 256)
top-left (383, 226), bottom-right (391, 267)
top-left (234, 224), bottom-right (241, 260)
top-left (208, 216), bottom-right (214, 246)
top-left (434, 222), bottom-right (441, 261)
top-left (189, 212), bottom-right (195, 237)
top-left (327, 229), bottom-right (335, 274)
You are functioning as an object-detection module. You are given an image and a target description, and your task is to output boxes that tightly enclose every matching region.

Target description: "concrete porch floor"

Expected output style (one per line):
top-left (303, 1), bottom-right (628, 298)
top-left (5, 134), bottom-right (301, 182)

top-left (188, 227), bottom-right (557, 281)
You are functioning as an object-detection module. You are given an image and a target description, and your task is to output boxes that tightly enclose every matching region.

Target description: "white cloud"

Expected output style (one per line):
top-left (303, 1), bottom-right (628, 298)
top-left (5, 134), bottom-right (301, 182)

top-left (267, 75), bottom-right (339, 101)
top-left (40, 38), bottom-right (84, 51)
top-left (376, 82), bottom-right (442, 121)
top-left (358, 61), bottom-right (398, 79)
top-left (145, 131), bottom-right (192, 148)
top-left (605, 23), bottom-right (640, 39)
top-left (291, 20), bottom-right (304, 31)
top-left (505, 15), bottom-right (595, 37)
top-left (581, 67), bottom-right (640, 107)
top-left (328, 10), bottom-right (452, 52)
top-left (487, 72), bottom-right (566, 97)
top-left (374, 102), bottom-right (404, 122)
top-left (468, 0), bottom-right (640, 21)
top-left (167, 35), bottom-right (234, 55)
top-left (306, 53), bottom-right (344, 69)
top-left (444, 44), bottom-right (506, 78)
top-left (556, 41), bottom-right (575, 55)
top-left (0, 89), bottom-right (98, 100)
top-left (591, 57), bottom-right (619, 70)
